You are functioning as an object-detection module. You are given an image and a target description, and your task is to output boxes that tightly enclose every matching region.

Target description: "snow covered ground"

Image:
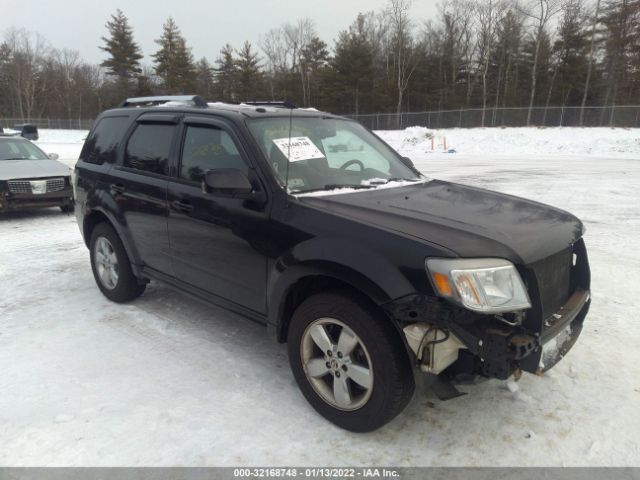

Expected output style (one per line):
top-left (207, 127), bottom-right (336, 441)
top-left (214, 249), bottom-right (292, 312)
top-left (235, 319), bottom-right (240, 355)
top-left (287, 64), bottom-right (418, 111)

top-left (33, 129), bottom-right (87, 168)
top-left (1, 127), bottom-right (639, 466)
top-left (377, 126), bottom-right (640, 159)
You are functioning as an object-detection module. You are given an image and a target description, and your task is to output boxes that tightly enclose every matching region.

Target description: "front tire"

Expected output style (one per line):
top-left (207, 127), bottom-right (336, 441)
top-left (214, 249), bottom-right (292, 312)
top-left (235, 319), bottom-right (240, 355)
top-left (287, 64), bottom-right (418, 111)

top-left (89, 222), bottom-right (146, 303)
top-left (287, 291), bottom-right (415, 432)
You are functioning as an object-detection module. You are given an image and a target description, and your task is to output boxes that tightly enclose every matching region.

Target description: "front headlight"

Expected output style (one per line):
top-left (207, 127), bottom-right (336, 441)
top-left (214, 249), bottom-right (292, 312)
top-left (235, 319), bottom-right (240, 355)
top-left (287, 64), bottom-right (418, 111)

top-left (426, 258), bottom-right (531, 313)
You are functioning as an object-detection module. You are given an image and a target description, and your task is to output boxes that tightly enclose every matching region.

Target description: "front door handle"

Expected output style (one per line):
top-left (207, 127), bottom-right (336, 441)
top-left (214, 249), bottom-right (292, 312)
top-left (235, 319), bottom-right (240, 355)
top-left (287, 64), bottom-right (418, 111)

top-left (110, 183), bottom-right (125, 195)
top-left (171, 199), bottom-right (194, 213)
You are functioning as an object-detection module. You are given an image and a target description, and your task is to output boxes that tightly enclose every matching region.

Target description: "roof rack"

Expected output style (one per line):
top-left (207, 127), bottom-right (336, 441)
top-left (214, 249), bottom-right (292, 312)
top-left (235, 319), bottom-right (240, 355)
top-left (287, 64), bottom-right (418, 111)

top-left (243, 101), bottom-right (297, 109)
top-left (119, 95), bottom-right (208, 108)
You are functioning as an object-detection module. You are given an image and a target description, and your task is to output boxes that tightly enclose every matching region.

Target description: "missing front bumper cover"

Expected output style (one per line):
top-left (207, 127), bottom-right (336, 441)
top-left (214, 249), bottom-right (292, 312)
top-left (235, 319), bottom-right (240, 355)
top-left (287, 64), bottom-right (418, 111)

top-left (387, 289), bottom-right (590, 381)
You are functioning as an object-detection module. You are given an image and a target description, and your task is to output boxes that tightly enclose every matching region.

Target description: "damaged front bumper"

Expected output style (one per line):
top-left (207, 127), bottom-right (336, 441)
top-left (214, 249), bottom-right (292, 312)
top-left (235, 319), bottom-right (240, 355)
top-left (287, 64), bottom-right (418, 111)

top-left (385, 288), bottom-right (590, 382)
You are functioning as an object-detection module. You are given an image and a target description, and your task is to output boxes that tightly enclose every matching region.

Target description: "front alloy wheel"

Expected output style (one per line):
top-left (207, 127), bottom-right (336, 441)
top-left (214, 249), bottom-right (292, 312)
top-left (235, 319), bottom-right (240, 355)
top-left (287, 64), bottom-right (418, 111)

top-left (288, 291), bottom-right (415, 432)
top-left (301, 318), bottom-right (374, 411)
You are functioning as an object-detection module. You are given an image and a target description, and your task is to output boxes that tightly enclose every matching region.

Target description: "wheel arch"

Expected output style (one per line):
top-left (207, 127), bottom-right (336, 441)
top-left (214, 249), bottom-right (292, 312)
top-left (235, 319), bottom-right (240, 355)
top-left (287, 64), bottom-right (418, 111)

top-left (82, 207), bottom-right (143, 278)
top-left (268, 260), bottom-right (412, 344)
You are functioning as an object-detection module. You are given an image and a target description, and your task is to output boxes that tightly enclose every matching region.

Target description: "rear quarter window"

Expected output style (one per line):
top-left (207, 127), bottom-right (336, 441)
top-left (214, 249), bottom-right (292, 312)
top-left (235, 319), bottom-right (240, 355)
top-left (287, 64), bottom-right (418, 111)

top-left (81, 116), bottom-right (130, 165)
top-left (124, 123), bottom-right (175, 176)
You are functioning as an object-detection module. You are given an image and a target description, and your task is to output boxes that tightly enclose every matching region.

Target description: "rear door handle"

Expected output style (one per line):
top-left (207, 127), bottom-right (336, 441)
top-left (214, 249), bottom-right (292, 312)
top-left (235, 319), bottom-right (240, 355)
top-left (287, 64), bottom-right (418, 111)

top-left (171, 199), bottom-right (194, 213)
top-left (110, 183), bottom-right (125, 194)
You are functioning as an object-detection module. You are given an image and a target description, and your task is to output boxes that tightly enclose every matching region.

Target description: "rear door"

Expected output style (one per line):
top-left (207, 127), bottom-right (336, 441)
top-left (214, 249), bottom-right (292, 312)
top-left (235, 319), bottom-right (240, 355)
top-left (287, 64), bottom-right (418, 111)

top-left (167, 115), bottom-right (269, 313)
top-left (109, 113), bottom-right (179, 275)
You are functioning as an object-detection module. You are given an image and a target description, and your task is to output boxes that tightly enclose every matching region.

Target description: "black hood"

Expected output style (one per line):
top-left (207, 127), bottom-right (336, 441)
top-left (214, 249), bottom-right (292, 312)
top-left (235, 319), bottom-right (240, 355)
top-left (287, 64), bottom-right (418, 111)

top-left (298, 180), bottom-right (584, 265)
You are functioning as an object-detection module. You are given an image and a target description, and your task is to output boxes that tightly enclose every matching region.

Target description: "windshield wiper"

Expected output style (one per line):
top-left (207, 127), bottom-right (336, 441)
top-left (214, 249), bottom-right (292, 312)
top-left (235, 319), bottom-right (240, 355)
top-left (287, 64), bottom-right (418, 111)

top-left (293, 184), bottom-right (377, 194)
top-left (1, 157), bottom-right (29, 160)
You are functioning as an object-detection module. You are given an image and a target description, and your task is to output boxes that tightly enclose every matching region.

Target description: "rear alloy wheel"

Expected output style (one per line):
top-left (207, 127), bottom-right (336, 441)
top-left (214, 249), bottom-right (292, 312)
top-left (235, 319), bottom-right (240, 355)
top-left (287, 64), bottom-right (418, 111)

top-left (288, 291), bottom-right (415, 432)
top-left (94, 237), bottom-right (119, 290)
top-left (89, 222), bottom-right (146, 303)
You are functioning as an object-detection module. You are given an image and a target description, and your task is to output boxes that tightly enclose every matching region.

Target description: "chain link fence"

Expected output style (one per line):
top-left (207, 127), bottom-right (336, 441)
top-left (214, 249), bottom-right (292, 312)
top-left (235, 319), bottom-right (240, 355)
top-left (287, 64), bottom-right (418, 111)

top-left (344, 105), bottom-right (640, 130)
top-left (2, 105), bottom-right (639, 132)
top-left (0, 118), bottom-right (94, 131)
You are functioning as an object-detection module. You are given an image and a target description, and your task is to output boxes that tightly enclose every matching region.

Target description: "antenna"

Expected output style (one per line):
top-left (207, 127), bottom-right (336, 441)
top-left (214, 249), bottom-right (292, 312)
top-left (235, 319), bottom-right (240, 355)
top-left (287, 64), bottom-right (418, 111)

top-left (284, 106), bottom-right (294, 200)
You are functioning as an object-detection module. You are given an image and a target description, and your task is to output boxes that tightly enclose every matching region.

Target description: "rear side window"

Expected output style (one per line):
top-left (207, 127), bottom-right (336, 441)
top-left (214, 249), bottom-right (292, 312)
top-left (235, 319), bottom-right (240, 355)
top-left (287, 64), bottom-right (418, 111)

top-left (81, 116), bottom-right (129, 165)
top-left (124, 124), bottom-right (175, 175)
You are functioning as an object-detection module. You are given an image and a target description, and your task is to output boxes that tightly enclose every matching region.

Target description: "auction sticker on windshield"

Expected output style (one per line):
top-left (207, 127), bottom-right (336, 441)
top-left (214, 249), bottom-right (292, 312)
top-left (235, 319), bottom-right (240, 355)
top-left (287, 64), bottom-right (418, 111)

top-left (273, 137), bottom-right (325, 162)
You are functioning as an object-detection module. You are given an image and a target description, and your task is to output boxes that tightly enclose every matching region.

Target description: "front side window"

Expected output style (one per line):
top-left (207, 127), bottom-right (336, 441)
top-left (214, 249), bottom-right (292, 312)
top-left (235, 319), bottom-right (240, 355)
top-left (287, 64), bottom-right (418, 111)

top-left (179, 125), bottom-right (247, 183)
top-left (0, 139), bottom-right (48, 160)
top-left (124, 123), bottom-right (175, 175)
top-left (247, 117), bottom-right (420, 193)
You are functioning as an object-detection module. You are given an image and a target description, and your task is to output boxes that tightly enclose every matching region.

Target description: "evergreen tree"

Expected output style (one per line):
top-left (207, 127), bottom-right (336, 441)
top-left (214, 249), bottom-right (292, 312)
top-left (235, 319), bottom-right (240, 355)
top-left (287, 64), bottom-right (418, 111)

top-left (301, 36), bottom-right (329, 106)
top-left (327, 14), bottom-right (375, 114)
top-left (152, 18), bottom-right (195, 93)
top-left (235, 41), bottom-right (264, 101)
top-left (194, 57), bottom-right (214, 99)
top-left (99, 10), bottom-right (142, 96)
top-left (214, 44), bottom-right (237, 101)
top-left (599, 0), bottom-right (640, 110)
top-left (553, 0), bottom-right (589, 106)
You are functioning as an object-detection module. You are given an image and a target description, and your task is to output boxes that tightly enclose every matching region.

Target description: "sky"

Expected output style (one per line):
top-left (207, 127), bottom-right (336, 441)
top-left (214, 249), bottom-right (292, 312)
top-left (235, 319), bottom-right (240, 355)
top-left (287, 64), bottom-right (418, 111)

top-left (0, 0), bottom-right (440, 66)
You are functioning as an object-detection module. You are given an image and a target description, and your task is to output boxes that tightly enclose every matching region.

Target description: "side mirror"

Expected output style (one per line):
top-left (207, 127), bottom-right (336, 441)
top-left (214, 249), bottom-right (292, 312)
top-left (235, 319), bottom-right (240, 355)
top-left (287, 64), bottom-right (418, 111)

top-left (48, 153), bottom-right (60, 160)
top-left (400, 156), bottom-right (415, 169)
top-left (204, 168), bottom-right (253, 197)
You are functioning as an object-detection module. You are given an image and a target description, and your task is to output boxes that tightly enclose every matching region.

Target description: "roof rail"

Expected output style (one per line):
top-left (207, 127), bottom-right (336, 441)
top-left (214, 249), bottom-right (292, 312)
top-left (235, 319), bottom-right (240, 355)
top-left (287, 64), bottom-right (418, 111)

top-left (119, 95), bottom-right (208, 108)
top-left (243, 101), bottom-right (297, 109)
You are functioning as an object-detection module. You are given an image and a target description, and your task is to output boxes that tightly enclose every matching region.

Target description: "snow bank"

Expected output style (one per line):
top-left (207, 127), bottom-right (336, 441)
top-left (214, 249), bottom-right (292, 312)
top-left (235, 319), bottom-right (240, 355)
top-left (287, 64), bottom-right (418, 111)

top-left (377, 126), bottom-right (640, 159)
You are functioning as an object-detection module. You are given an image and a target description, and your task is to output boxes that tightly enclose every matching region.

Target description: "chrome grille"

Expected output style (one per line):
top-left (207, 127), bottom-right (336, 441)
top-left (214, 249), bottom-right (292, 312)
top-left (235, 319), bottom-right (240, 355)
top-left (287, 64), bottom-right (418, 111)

top-left (7, 180), bottom-right (31, 193)
top-left (46, 178), bottom-right (65, 192)
top-left (7, 177), bottom-right (66, 194)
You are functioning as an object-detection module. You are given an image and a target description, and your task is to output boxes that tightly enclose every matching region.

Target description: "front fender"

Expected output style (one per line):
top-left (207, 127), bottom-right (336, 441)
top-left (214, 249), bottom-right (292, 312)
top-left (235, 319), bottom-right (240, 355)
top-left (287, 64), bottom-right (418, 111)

top-left (267, 237), bottom-right (418, 338)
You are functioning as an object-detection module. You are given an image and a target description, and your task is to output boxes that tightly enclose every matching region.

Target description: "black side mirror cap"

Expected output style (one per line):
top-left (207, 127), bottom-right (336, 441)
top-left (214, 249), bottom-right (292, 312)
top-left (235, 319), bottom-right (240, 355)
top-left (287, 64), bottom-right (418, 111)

top-left (204, 168), bottom-right (253, 197)
top-left (401, 156), bottom-right (415, 169)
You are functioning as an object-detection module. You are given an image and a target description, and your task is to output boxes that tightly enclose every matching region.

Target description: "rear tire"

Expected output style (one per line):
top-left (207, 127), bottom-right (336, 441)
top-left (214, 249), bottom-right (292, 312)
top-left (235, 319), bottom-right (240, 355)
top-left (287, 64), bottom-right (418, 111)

top-left (89, 222), bottom-right (146, 303)
top-left (287, 291), bottom-right (415, 432)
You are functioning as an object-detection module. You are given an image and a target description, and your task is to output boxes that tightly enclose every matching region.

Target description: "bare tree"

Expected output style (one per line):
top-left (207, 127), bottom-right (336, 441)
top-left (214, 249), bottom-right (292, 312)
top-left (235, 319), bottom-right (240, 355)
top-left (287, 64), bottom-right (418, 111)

top-left (477, 0), bottom-right (505, 126)
top-left (4, 28), bottom-right (51, 119)
top-left (282, 18), bottom-right (316, 106)
top-left (518, 0), bottom-right (563, 125)
top-left (389, 0), bottom-right (421, 117)
top-left (55, 49), bottom-right (81, 119)
top-left (579, 0), bottom-right (600, 125)
top-left (259, 28), bottom-right (287, 99)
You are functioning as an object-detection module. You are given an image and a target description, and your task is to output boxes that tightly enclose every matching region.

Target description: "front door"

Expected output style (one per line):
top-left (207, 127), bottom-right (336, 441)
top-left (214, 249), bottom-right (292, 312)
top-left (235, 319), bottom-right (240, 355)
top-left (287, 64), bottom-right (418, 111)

top-left (167, 116), bottom-right (269, 313)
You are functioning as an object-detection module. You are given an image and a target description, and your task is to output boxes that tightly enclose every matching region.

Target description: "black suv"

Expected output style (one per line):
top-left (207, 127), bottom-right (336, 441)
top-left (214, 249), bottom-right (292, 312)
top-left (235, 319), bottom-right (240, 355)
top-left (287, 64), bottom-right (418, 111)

top-left (74, 95), bottom-right (590, 432)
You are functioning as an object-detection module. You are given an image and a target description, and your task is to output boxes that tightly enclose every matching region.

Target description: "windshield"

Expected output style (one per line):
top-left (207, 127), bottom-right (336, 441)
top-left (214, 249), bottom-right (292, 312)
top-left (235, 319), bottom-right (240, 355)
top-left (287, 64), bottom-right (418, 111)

top-left (0, 139), bottom-right (48, 160)
top-left (247, 117), bottom-right (421, 193)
